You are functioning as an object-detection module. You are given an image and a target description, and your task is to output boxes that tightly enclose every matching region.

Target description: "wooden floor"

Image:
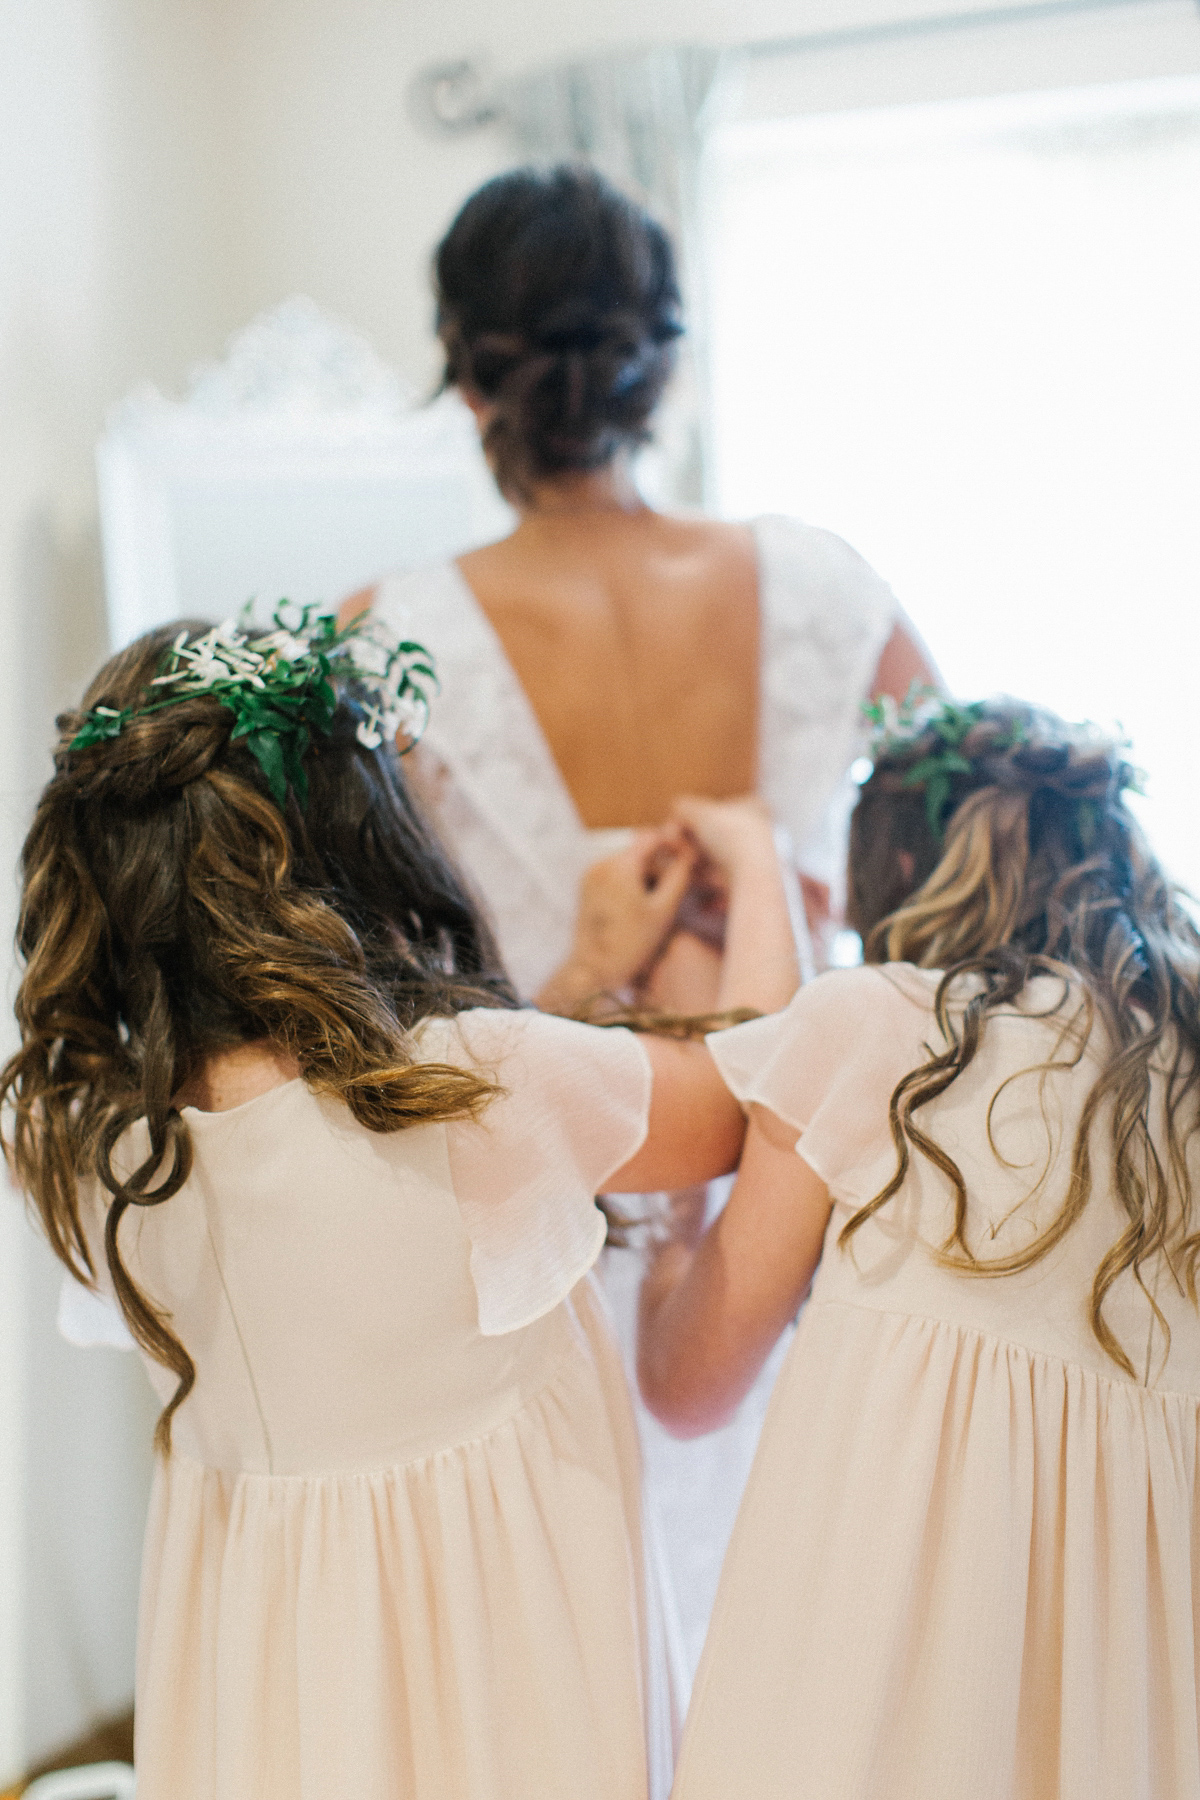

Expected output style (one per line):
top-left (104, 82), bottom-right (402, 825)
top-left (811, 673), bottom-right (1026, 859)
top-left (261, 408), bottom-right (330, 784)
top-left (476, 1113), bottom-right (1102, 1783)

top-left (3, 1708), bottom-right (134, 1795)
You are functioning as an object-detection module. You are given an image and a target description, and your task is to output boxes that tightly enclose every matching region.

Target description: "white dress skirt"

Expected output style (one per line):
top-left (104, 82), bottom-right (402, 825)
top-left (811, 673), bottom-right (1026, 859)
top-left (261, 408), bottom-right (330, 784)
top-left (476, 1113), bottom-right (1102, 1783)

top-left (372, 513), bottom-right (897, 1669)
top-left (73, 1010), bottom-right (684, 1800)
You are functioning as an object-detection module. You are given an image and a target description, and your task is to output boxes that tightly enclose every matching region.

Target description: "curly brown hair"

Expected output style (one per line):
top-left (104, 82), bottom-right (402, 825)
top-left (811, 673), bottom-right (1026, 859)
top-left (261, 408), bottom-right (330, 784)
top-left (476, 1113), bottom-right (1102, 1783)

top-left (1, 622), bottom-right (518, 1449)
top-left (845, 699), bottom-right (1200, 1378)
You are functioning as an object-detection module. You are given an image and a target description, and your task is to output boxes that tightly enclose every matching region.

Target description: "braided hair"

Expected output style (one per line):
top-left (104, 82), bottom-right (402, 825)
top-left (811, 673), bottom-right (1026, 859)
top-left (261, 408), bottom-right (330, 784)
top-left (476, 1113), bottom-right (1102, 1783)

top-left (849, 700), bottom-right (1151, 970)
top-left (434, 165), bottom-right (683, 498)
top-left (844, 698), bottom-right (1200, 1378)
top-left (2, 622), bottom-right (518, 1449)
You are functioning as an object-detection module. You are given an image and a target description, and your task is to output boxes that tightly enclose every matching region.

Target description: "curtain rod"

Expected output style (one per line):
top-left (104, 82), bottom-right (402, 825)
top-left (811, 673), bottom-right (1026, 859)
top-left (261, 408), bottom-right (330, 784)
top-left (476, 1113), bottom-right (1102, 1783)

top-left (411, 0), bottom-right (1194, 137)
top-left (740, 0), bottom-right (1186, 63)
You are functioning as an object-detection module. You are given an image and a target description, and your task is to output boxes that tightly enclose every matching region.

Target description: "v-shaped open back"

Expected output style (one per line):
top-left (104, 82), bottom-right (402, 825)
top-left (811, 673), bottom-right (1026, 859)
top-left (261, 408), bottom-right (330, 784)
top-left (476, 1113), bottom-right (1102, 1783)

top-left (376, 514), bottom-right (896, 998)
top-left (455, 519), bottom-right (761, 829)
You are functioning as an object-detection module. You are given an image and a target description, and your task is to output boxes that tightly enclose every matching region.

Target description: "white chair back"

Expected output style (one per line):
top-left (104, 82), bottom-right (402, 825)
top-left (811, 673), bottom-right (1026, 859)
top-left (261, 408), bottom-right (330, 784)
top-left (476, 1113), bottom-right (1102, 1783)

top-left (97, 296), bottom-right (512, 650)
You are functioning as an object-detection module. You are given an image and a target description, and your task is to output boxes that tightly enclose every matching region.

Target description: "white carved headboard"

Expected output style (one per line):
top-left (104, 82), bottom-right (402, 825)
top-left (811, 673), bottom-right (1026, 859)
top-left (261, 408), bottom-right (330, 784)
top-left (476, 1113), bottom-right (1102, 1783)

top-left (97, 297), bottom-right (513, 649)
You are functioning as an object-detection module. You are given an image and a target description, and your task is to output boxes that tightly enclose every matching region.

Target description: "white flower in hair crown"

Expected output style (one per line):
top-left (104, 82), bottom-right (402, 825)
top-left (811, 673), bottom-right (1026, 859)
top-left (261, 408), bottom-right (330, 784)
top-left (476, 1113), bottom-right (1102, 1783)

top-left (70, 602), bottom-right (437, 808)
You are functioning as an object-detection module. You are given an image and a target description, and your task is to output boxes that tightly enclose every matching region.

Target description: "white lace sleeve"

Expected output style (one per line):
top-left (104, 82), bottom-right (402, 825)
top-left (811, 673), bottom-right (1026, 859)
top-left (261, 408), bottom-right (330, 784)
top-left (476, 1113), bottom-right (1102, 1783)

top-left (755, 515), bottom-right (897, 887)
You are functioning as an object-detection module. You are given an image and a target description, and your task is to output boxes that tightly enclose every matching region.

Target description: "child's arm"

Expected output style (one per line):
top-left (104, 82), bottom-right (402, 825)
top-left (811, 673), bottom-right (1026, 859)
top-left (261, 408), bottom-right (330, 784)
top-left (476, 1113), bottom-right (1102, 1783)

top-left (596, 799), bottom-right (802, 1193)
top-left (635, 1106), bottom-right (833, 1437)
top-left (600, 1035), bottom-right (743, 1192)
top-left (671, 796), bottom-right (801, 1016)
top-left (541, 797), bottom-right (801, 1021)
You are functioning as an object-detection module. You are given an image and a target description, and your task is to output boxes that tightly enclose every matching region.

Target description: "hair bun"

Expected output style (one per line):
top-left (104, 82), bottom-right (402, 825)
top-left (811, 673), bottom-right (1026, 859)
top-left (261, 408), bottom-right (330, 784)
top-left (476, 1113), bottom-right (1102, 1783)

top-left (435, 165), bottom-right (683, 496)
top-left (55, 699), bottom-right (233, 808)
top-left (532, 295), bottom-right (681, 358)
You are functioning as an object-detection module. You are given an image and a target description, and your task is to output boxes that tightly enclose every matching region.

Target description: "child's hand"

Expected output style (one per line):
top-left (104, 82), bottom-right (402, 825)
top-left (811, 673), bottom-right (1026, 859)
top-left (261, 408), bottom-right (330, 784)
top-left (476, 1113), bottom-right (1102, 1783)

top-left (669, 796), bottom-right (801, 1017)
top-left (537, 828), bottom-right (697, 1013)
top-left (670, 796), bottom-right (778, 887)
top-left (575, 830), bottom-right (697, 989)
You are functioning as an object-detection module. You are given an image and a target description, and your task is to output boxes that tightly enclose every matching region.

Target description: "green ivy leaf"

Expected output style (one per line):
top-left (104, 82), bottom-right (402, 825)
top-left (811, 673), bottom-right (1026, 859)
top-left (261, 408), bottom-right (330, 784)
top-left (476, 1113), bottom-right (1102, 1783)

top-left (245, 730), bottom-right (289, 807)
top-left (67, 600), bottom-right (438, 815)
top-left (900, 752), bottom-right (972, 788)
top-left (923, 775), bottom-right (952, 835)
top-left (70, 708), bottom-right (131, 749)
top-left (282, 726), bottom-right (311, 810)
top-left (932, 702), bottom-right (985, 746)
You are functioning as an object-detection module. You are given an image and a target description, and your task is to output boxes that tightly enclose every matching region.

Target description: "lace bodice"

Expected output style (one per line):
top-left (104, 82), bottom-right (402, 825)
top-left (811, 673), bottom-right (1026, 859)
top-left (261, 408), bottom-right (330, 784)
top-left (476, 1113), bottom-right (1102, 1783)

top-left (375, 515), bottom-right (896, 998)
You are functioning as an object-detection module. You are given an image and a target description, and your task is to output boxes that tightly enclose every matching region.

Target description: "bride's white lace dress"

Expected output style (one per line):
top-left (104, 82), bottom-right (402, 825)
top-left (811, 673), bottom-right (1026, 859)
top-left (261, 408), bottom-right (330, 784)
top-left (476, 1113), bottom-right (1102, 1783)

top-left (373, 512), bottom-right (897, 1674)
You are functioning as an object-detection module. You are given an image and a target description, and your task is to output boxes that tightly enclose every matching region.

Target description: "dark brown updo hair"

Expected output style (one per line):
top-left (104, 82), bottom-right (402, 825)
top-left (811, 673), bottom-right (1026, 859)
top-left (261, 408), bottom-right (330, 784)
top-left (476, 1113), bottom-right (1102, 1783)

top-left (435, 164), bottom-right (683, 497)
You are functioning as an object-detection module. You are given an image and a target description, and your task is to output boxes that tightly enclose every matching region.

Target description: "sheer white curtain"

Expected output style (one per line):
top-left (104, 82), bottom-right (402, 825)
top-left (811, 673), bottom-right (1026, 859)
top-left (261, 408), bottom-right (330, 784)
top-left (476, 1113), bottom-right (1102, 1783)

top-left (702, 12), bottom-right (1200, 891)
top-left (492, 47), bottom-right (723, 504)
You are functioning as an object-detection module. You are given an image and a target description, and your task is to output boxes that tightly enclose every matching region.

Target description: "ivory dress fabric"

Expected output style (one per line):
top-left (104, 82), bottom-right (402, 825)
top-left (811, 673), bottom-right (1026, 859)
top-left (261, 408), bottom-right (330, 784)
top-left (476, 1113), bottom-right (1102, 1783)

top-left (673, 963), bottom-right (1200, 1800)
top-left (79, 1008), bottom-right (683, 1800)
top-left (372, 514), bottom-right (897, 1666)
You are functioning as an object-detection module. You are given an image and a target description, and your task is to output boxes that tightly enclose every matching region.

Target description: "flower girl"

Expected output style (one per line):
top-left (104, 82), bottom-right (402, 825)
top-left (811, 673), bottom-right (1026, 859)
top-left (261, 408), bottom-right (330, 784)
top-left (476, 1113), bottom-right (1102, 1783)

top-left (2, 612), bottom-right (797, 1800)
top-left (640, 697), bottom-right (1200, 1800)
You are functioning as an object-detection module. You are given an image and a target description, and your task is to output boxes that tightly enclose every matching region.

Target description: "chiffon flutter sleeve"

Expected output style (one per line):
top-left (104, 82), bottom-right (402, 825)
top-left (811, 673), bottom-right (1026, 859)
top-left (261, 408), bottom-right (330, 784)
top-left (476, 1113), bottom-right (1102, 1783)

top-left (431, 1009), bottom-right (652, 1335)
top-left (706, 965), bottom-right (934, 1196)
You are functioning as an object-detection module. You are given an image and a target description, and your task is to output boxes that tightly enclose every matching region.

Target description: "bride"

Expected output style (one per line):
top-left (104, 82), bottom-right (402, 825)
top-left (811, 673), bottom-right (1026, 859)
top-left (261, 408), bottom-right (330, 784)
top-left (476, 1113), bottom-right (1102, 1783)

top-left (343, 162), bottom-right (940, 1670)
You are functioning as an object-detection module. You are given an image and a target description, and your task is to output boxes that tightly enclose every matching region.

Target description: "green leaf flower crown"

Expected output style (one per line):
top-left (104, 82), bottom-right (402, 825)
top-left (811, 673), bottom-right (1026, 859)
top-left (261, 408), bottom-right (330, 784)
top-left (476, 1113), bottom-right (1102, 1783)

top-left (860, 688), bottom-right (1021, 837)
top-left (861, 685), bottom-right (1142, 841)
top-left (69, 602), bottom-right (437, 809)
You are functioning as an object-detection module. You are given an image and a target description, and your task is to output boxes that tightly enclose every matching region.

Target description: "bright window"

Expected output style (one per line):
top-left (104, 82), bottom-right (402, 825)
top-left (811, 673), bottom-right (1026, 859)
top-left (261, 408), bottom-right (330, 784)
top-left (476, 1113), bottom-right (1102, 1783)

top-left (704, 69), bottom-right (1200, 892)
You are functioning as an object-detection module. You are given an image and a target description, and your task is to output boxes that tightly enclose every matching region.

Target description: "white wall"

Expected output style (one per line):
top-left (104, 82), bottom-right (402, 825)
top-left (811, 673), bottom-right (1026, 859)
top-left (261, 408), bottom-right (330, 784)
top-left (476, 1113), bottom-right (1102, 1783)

top-left (213, 0), bottom-right (507, 392)
top-left (214, 0), bottom-right (1064, 390)
top-left (0, 0), bottom-right (241, 1776)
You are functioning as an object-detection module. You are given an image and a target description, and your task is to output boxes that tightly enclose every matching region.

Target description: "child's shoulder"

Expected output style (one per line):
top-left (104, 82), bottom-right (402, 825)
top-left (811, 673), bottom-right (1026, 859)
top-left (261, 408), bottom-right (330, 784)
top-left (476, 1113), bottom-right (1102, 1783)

top-left (869, 962), bottom-right (943, 1011)
top-left (789, 961), bottom-right (940, 1021)
top-left (707, 965), bottom-right (933, 1139)
top-left (708, 967), bottom-right (935, 1088)
top-left (416, 1006), bottom-right (651, 1105)
top-left (416, 1004), bottom-right (632, 1060)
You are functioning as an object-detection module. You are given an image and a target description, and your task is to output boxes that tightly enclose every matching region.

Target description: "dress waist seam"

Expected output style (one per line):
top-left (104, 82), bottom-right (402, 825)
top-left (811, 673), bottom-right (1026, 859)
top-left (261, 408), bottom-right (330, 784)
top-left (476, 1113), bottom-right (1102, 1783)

top-left (806, 1293), bottom-right (1200, 1405)
top-left (168, 1360), bottom-right (578, 1484)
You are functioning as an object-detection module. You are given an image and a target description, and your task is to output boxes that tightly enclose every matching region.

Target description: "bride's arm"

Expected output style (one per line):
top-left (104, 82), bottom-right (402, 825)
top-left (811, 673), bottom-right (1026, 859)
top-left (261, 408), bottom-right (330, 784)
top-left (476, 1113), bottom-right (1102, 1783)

top-left (870, 608), bottom-right (945, 702)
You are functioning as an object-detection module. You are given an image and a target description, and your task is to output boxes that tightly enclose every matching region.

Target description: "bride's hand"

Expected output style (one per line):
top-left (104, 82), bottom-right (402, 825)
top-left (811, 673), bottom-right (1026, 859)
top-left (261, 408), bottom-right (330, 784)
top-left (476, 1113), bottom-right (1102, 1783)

top-left (536, 829), bottom-right (697, 1014)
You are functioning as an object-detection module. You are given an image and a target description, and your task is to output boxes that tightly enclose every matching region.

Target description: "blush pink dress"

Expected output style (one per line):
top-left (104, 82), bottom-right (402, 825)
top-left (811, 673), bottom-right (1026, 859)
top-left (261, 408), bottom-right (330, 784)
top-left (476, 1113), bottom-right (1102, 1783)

top-left (78, 1009), bottom-right (682, 1800)
top-left (675, 964), bottom-right (1200, 1800)
top-left (372, 514), bottom-right (897, 1671)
